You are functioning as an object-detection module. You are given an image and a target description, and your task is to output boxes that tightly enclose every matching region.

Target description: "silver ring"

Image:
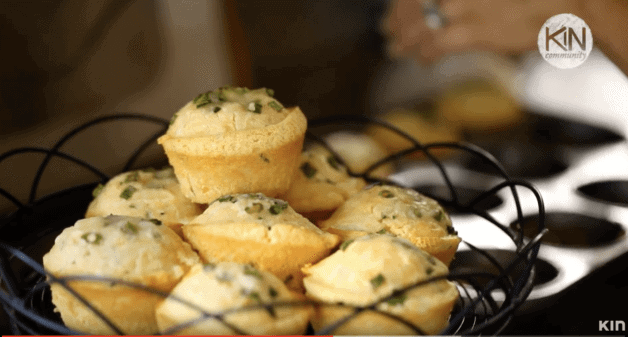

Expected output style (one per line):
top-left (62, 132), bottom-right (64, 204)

top-left (422, 0), bottom-right (447, 30)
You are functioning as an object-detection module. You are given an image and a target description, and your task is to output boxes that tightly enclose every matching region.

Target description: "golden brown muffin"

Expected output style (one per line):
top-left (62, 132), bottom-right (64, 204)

top-left (42, 215), bottom-right (200, 335)
top-left (436, 79), bottom-right (523, 133)
top-left (85, 167), bottom-right (203, 237)
top-left (324, 131), bottom-right (395, 178)
top-left (182, 193), bottom-right (340, 292)
top-left (282, 144), bottom-right (367, 223)
top-left (366, 106), bottom-right (461, 159)
top-left (302, 234), bottom-right (459, 335)
top-left (155, 262), bottom-right (312, 335)
top-left (320, 184), bottom-right (460, 266)
top-left (157, 87), bottom-right (307, 204)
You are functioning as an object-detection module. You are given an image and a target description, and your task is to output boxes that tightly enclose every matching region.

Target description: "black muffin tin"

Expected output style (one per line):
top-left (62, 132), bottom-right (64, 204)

top-left (391, 109), bottom-right (628, 328)
top-left (459, 111), bottom-right (624, 179)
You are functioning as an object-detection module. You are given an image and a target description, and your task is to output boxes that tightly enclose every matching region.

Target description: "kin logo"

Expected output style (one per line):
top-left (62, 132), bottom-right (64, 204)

top-left (545, 26), bottom-right (587, 51)
top-left (537, 13), bottom-right (592, 69)
top-left (599, 320), bottom-right (626, 332)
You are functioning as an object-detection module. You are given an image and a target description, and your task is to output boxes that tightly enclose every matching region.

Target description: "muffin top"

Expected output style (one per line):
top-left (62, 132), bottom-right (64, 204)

top-left (158, 87), bottom-right (307, 156)
top-left (85, 167), bottom-right (202, 226)
top-left (166, 87), bottom-right (290, 138)
top-left (283, 145), bottom-right (367, 213)
top-left (159, 262), bottom-right (302, 315)
top-left (320, 184), bottom-right (454, 238)
top-left (188, 193), bottom-right (338, 247)
top-left (156, 262), bottom-right (311, 335)
top-left (43, 215), bottom-right (200, 289)
top-left (302, 234), bottom-right (450, 306)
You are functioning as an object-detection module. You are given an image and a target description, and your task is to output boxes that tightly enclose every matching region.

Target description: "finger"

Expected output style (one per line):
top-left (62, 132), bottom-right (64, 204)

top-left (440, 0), bottom-right (488, 24)
top-left (388, 22), bottom-right (434, 59)
top-left (418, 37), bottom-right (446, 64)
top-left (415, 24), bottom-right (477, 62)
top-left (432, 24), bottom-right (478, 54)
top-left (414, 49), bottom-right (439, 67)
top-left (439, 0), bottom-right (468, 21)
top-left (380, 0), bottom-right (400, 36)
top-left (381, 0), bottom-right (424, 37)
top-left (437, 21), bottom-right (539, 56)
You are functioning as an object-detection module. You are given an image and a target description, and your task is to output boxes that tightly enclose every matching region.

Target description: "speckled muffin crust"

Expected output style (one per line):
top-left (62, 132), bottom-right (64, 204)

top-left (157, 87), bottom-right (307, 204)
top-left (42, 215), bottom-right (200, 335)
top-left (320, 184), bottom-right (461, 265)
top-left (282, 144), bottom-right (367, 222)
top-left (155, 262), bottom-right (311, 335)
top-left (182, 193), bottom-right (340, 292)
top-left (302, 234), bottom-right (459, 335)
top-left (85, 167), bottom-right (204, 236)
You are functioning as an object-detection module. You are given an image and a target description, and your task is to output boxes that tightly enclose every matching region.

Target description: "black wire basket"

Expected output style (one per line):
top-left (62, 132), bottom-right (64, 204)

top-left (0, 113), bottom-right (546, 335)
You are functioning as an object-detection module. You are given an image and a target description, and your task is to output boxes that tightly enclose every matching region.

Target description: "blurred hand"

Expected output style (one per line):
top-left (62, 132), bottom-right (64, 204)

top-left (382, 0), bottom-right (586, 64)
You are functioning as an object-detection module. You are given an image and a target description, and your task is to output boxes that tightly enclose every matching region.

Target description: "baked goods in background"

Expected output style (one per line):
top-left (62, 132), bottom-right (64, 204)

top-left (85, 166), bottom-right (204, 237)
top-left (366, 105), bottom-right (461, 159)
top-left (157, 87), bottom-right (307, 204)
top-left (436, 79), bottom-right (523, 133)
top-left (323, 131), bottom-right (394, 178)
top-left (42, 215), bottom-right (200, 335)
top-left (182, 193), bottom-right (340, 292)
top-left (155, 262), bottom-right (312, 335)
top-left (320, 184), bottom-right (460, 266)
top-left (302, 234), bottom-right (459, 335)
top-left (282, 144), bottom-right (367, 223)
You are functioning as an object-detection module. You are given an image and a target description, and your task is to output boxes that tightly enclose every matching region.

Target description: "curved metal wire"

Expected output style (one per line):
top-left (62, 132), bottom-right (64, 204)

top-left (29, 113), bottom-right (168, 205)
top-left (0, 113), bottom-right (545, 335)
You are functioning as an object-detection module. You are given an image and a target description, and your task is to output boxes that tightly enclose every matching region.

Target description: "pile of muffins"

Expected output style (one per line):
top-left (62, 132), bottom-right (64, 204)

top-left (43, 87), bottom-right (461, 335)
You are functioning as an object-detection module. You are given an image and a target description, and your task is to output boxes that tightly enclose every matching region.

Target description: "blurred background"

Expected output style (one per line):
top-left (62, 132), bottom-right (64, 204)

top-left (2, 0), bottom-right (628, 211)
top-left (1, 0), bottom-right (628, 334)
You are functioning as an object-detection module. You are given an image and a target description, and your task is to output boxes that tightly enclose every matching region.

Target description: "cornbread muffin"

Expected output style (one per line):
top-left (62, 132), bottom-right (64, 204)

top-left (182, 193), bottom-right (340, 292)
top-left (436, 79), bottom-right (523, 132)
top-left (366, 106), bottom-right (460, 159)
top-left (320, 184), bottom-right (460, 265)
top-left (157, 87), bottom-right (307, 203)
top-left (85, 167), bottom-right (204, 236)
top-left (155, 262), bottom-right (312, 335)
top-left (42, 215), bottom-right (200, 335)
top-left (282, 144), bottom-right (367, 222)
top-left (302, 234), bottom-right (459, 335)
top-left (324, 131), bottom-right (394, 178)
